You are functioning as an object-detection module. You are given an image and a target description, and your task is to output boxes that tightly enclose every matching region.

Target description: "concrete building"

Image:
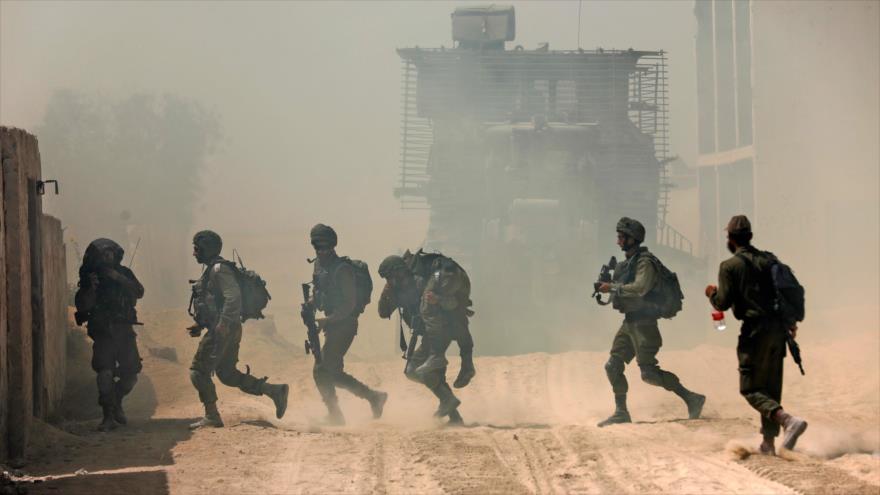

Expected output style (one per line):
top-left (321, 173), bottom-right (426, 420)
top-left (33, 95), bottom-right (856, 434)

top-left (694, 0), bottom-right (879, 311)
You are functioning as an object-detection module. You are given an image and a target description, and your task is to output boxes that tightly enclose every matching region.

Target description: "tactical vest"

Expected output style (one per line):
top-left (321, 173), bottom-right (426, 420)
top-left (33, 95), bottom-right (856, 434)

top-left (313, 257), bottom-right (346, 315)
top-left (190, 260), bottom-right (227, 328)
top-left (90, 269), bottom-right (139, 324)
top-left (610, 248), bottom-right (655, 316)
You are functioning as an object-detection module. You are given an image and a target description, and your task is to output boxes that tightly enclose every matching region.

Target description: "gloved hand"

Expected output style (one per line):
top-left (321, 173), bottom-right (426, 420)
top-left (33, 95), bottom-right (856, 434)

top-left (187, 324), bottom-right (203, 338)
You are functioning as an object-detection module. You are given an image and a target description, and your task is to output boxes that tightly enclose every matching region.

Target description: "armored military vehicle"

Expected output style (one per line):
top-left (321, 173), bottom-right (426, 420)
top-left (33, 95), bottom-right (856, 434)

top-left (395, 6), bottom-right (698, 353)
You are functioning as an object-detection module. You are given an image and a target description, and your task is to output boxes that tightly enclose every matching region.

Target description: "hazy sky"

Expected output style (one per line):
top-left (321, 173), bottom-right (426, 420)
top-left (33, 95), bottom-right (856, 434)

top-left (0, 1), bottom-right (701, 305)
top-left (1, 3), bottom-right (697, 219)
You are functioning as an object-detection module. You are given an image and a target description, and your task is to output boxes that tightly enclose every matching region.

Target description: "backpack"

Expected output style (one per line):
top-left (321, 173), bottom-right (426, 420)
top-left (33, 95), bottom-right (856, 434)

top-left (737, 252), bottom-right (805, 326)
top-left (215, 259), bottom-right (271, 322)
top-left (643, 253), bottom-right (684, 319)
top-left (339, 257), bottom-right (373, 312)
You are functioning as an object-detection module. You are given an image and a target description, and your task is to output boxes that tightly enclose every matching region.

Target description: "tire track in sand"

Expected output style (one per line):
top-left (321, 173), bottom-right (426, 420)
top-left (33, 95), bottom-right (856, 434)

top-left (740, 453), bottom-right (880, 495)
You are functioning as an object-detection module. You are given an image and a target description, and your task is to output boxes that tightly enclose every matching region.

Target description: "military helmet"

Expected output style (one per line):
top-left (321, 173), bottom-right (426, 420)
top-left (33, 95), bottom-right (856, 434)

top-left (310, 223), bottom-right (337, 248)
top-left (616, 217), bottom-right (646, 243)
top-left (193, 230), bottom-right (223, 258)
top-left (83, 238), bottom-right (125, 268)
top-left (378, 255), bottom-right (408, 279)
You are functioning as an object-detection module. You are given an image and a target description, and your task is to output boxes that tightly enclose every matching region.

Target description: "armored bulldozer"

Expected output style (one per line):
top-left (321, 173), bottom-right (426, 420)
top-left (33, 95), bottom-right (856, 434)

top-left (395, 6), bottom-right (700, 353)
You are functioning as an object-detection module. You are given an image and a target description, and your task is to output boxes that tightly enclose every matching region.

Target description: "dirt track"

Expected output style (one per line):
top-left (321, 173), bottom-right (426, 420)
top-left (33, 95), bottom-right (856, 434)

top-left (15, 309), bottom-right (880, 494)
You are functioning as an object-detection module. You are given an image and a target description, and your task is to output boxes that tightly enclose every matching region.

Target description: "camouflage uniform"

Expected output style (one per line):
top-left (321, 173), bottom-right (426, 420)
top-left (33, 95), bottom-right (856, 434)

top-left (599, 218), bottom-right (704, 426)
top-left (75, 238), bottom-right (144, 431)
top-left (188, 231), bottom-right (288, 428)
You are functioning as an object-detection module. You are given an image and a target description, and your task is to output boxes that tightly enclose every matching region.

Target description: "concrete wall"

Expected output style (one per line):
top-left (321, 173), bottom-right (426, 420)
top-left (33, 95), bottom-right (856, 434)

top-left (0, 141), bottom-right (7, 463)
top-left (1, 127), bottom-right (36, 462)
top-left (750, 1), bottom-right (879, 312)
top-left (1, 126), bottom-right (68, 461)
top-left (39, 215), bottom-right (67, 421)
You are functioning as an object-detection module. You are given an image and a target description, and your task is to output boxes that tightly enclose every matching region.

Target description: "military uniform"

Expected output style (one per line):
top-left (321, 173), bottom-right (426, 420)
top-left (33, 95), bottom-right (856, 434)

top-left (599, 218), bottom-right (704, 427)
top-left (75, 238), bottom-right (144, 431)
top-left (709, 238), bottom-right (790, 439)
top-left (377, 252), bottom-right (473, 422)
top-left (606, 247), bottom-right (685, 393)
top-left (708, 215), bottom-right (808, 453)
top-left (309, 224), bottom-right (386, 424)
top-left (188, 231), bottom-right (288, 428)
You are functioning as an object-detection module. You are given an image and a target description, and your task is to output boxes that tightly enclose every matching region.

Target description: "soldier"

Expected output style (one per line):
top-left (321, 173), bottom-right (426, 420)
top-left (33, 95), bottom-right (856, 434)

top-left (188, 230), bottom-right (289, 429)
top-left (308, 224), bottom-right (387, 425)
top-left (377, 251), bottom-right (475, 425)
top-left (74, 238), bottom-right (144, 432)
top-left (596, 217), bottom-right (705, 427)
top-left (705, 215), bottom-right (808, 455)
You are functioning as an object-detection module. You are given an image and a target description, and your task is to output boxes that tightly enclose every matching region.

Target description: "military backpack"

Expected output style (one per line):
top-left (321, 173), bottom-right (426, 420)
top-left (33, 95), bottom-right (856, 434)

top-left (642, 253), bottom-right (685, 319)
top-left (736, 251), bottom-right (805, 326)
top-left (341, 257), bottom-right (374, 312)
top-left (216, 258), bottom-right (272, 322)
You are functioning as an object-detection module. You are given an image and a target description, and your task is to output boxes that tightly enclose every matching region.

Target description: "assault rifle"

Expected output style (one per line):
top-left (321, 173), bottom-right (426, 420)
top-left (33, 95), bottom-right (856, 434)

top-left (301, 283), bottom-right (322, 364)
top-left (592, 256), bottom-right (617, 306)
top-left (398, 310), bottom-right (421, 366)
top-left (786, 332), bottom-right (805, 375)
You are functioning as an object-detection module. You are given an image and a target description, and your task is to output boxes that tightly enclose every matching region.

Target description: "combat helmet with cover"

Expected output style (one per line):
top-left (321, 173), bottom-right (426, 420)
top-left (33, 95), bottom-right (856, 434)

top-left (190, 230), bottom-right (271, 324)
top-left (309, 224), bottom-right (373, 313)
top-left (613, 218), bottom-right (683, 319)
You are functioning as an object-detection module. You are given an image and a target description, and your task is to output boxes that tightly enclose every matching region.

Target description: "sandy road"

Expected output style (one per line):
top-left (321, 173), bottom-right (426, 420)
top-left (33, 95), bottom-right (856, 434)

top-left (16, 311), bottom-right (880, 494)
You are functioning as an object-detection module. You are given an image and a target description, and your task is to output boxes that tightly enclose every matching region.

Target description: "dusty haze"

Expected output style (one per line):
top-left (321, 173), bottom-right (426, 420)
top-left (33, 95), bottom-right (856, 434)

top-left (2, 2), bottom-right (879, 494)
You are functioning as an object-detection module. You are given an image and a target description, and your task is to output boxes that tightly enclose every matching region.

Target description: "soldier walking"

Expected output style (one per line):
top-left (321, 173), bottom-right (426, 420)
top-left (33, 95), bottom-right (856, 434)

top-left (705, 215), bottom-right (808, 454)
top-left (307, 224), bottom-right (387, 425)
top-left (377, 251), bottom-right (475, 425)
top-left (187, 230), bottom-right (289, 429)
top-left (74, 238), bottom-right (145, 432)
top-left (596, 217), bottom-right (705, 427)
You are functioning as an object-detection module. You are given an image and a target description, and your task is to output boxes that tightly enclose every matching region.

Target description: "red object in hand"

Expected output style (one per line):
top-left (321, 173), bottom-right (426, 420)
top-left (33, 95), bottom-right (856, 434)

top-left (711, 310), bottom-right (727, 331)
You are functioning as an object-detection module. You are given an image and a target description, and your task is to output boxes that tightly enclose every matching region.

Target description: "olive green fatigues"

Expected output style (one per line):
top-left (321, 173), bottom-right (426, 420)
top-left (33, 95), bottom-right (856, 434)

top-left (190, 259), bottom-right (267, 404)
top-left (710, 245), bottom-right (787, 437)
top-left (418, 263), bottom-right (473, 369)
top-left (312, 256), bottom-right (379, 408)
top-left (377, 278), bottom-right (469, 402)
top-left (605, 247), bottom-right (688, 395)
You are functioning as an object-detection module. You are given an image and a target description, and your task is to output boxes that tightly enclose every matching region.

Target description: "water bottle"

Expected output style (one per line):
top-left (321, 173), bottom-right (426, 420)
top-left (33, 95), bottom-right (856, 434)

top-left (711, 310), bottom-right (727, 331)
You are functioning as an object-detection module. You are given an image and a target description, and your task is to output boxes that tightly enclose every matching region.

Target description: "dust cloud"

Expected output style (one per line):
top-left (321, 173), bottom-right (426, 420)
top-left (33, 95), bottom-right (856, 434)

top-left (2, 2), bottom-right (879, 492)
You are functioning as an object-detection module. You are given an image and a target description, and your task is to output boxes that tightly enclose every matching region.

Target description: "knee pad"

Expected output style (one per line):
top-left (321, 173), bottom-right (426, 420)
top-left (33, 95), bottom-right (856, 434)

top-left (639, 365), bottom-right (663, 386)
top-left (604, 356), bottom-right (625, 379)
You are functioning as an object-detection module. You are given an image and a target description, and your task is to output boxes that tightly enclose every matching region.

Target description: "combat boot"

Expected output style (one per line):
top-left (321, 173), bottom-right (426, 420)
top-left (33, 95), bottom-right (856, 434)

top-left (113, 401), bottom-right (128, 426)
top-left (261, 382), bottom-right (290, 419)
top-left (453, 353), bottom-right (476, 389)
top-left (759, 437), bottom-right (776, 456)
top-left (97, 406), bottom-right (117, 432)
top-left (597, 393), bottom-right (631, 427)
top-left (684, 392), bottom-right (706, 420)
top-left (433, 385), bottom-right (461, 419)
top-left (322, 403), bottom-right (346, 426)
top-left (189, 402), bottom-right (224, 429)
top-left (447, 409), bottom-right (464, 426)
top-left (775, 409), bottom-right (808, 450)
top-left (369, 391), bottom-right (388, 419)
